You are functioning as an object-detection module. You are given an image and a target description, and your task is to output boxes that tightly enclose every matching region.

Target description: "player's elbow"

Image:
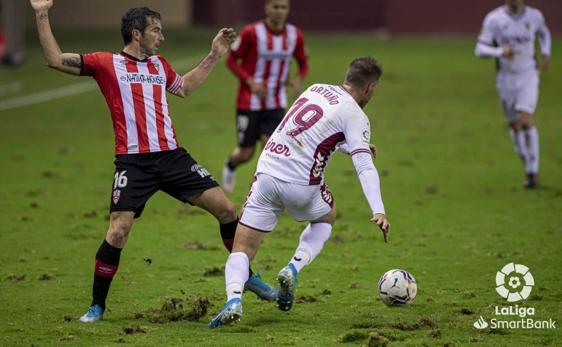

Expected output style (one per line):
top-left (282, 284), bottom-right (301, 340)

top-left (46, 58), bottom-right (62, 69)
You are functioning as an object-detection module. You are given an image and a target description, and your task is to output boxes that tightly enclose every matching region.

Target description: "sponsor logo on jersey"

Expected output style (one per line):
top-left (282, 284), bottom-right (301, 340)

top-left (264, 140), bottom-right (291, 157)
top-left (120, 73), bottom-right (165, 85)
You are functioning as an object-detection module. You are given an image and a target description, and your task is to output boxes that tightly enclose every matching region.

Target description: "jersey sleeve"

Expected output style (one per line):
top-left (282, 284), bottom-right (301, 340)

top-left (231, 26), bottom-right (253, 59)
top-left (226, 26), bottom-right (254, 81)
top-left (477, 13), bottom-right (497, 46)
top-left (159, 56), bottom-right (184, 96)
top-left (535, 10), bottom-right (551, 56)
top-left (342, 111), bottom-right (385, 215)
top-left (293, 28), bottom-right (309, 79)
top-left (80, 52), bottom-right (104, 77)
top-left (342, 111), bottom-right (371, 156)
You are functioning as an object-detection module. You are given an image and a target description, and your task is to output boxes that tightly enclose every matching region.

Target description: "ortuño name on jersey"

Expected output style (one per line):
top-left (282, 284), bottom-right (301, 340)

top-left (310, 85), bottom-right (340, 105)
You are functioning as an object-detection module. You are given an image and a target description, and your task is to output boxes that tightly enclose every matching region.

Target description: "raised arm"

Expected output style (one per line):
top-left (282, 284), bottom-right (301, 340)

top-left (30, 0), bottom-right (81, 75)
top-left (175, 28), bottom-right (236, 98)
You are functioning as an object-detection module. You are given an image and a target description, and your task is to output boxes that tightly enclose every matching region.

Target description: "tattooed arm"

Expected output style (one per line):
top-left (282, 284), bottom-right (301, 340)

top-left (30, 0), bottom-right (81, 75)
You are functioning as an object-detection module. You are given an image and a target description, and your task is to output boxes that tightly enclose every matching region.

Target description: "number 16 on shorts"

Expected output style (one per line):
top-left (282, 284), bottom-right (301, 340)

top-left (113, 170), bottom-right (128, 204)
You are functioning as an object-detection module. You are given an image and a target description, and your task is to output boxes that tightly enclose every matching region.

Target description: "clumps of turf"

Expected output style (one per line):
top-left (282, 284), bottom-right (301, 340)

top-left (41, 170), bottom-right (57, 178)
top-left (339, 331), bottom-right (389, 346)
top-left (428, 329), bottom-right (441, 339)
top-left (7, 274), bottom-right (26, 281)
top-left (389, 318), bottom-right (437, 331)
top-left (59, 335), bottom-right (77, 341)
top-left (38, 273), bottom-right (54, 281)
top-left (331, 234), bottom-right (345, 244)
top-left (136, 297), bottom-right (212, 323)
top-left (123, 326), bottom-right (147, 335)
top-left (339, 331), bottom-right (369, 343)
top-left (367, 332), bottom-right (389, 346)
top-left (181, 241), bottom-right (219, 251)
top-left (460, 308), bottom-right (474, 315)
top-left (425, 185), bottom-right (438, 195)
top-left (83, 210), bottom-right (98, 218)
top-left (296, 295), bottom-right (318, 303)
top-left (352, 317), bottom-right (437, 331)
top-left (203, 266), bottom-right (224, 277)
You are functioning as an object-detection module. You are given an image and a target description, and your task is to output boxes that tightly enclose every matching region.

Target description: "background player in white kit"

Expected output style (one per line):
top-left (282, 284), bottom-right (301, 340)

top-left (475, 0), bottom-right (551, 188)
top-left (209, 57), bottom-right (390, 327)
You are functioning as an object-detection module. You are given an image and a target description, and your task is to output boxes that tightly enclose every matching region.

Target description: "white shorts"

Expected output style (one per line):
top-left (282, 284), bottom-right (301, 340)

top-left (239, 173), bottom-right (334, 232)
top-left (496, 70), bottom-right (539, 123)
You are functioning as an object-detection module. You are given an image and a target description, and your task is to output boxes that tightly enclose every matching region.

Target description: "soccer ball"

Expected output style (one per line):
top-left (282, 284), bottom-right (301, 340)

top-left (377, 269), bottom-right (417, 306)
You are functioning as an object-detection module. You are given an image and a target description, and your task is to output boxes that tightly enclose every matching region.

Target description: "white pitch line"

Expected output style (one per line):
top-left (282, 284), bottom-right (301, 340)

top-left (0, 55), bottom-right (202, 112)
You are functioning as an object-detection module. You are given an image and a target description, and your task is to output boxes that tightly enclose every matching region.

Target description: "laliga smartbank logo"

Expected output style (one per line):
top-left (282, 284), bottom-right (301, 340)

top-left (473, 263), bottom-right (556, 330)
top-left (495, 262), bottom-right (534, 302)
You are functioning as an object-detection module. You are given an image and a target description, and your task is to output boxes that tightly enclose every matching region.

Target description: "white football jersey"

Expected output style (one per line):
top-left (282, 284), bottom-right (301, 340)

top-left (478, 6), bottom-right (550, 73)
top-left (256, 84), bottom-right (372, 185)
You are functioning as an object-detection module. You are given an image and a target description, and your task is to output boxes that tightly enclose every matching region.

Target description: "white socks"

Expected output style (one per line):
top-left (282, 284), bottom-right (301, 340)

top-left (289, 223), bottom-right (332, 273)
top-left (509, 127), bottom-right (539, 174)
top-left (525, 127), bottom-right (539, 174)
top-left (225, 252), bottom-right (249, 301)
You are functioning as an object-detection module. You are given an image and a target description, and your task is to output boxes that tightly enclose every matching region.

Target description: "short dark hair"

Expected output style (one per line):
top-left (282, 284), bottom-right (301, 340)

top-left (344, 57), bottom-right (383, 87)
top-left (121, 7), bottom-right (162, 44)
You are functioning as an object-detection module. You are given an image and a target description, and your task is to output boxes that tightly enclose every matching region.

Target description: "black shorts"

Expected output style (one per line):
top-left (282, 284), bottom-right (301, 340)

top-left (236, 108), bottom-right (285, 147)
top-left (109, 148), bottom-right (219, 218)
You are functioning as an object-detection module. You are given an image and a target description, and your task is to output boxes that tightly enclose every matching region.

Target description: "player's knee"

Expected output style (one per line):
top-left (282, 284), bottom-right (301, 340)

top-left (217, 201), bottom-right (237, 224)
top-left (315, 207), bottom-right (337, 225)
top-left (238, 147), bottom-right (255, 162)
top-left (325, 208), bottom-right (337, 225)
top-left (107, 215), bottom-right (133, 246)
top-left (510, 120), bottom-right (522, 131)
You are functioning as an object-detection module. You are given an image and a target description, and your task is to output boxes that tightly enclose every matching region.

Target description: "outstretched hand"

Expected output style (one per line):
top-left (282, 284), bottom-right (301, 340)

top-left (211, 28), bottom-right (237, 58)
top-left (371, 213), bottom-right (390, 243)
top-left (30, 0), bottom-right (53, 12)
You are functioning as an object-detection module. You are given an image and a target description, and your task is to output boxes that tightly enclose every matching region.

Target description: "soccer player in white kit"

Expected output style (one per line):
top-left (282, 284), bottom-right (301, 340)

top-left (209, 57), bottom-right (390, 327)
top-left (475, 0), bottom-right (551, 188)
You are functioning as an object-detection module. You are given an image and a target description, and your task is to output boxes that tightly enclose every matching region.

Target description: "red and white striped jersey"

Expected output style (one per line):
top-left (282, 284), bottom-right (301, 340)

top-left (81, 51), bottom-right (184, 154)
top-left (227, 21), bottom-right (308, 111)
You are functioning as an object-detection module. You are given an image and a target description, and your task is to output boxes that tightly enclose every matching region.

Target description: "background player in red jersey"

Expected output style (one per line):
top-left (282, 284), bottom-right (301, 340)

top-left (30, 0), bottom-right (277, 323)
top-left (221, 0), bottom-right (308, 193)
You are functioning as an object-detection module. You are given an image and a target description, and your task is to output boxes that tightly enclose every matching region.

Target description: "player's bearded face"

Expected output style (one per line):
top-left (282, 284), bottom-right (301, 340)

top-left (266, 0), bottom-right (290, 25)
top-left (360, 82), bottom-right (378, 108)
top-left (140, 18), bottom-right (165, 56)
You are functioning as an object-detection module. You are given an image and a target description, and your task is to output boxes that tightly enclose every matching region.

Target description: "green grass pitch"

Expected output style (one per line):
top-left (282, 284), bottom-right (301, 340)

top-left (1, 30), bottom-right (561, 346)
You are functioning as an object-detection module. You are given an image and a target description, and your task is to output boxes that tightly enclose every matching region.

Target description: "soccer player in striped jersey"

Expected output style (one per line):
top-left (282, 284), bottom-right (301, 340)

top-left (221, 0), bottom-right (308, 193)
top-left (30, 0), bottom-right (278, 323)
top-left (475, 0), bottom-right (551, 188)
